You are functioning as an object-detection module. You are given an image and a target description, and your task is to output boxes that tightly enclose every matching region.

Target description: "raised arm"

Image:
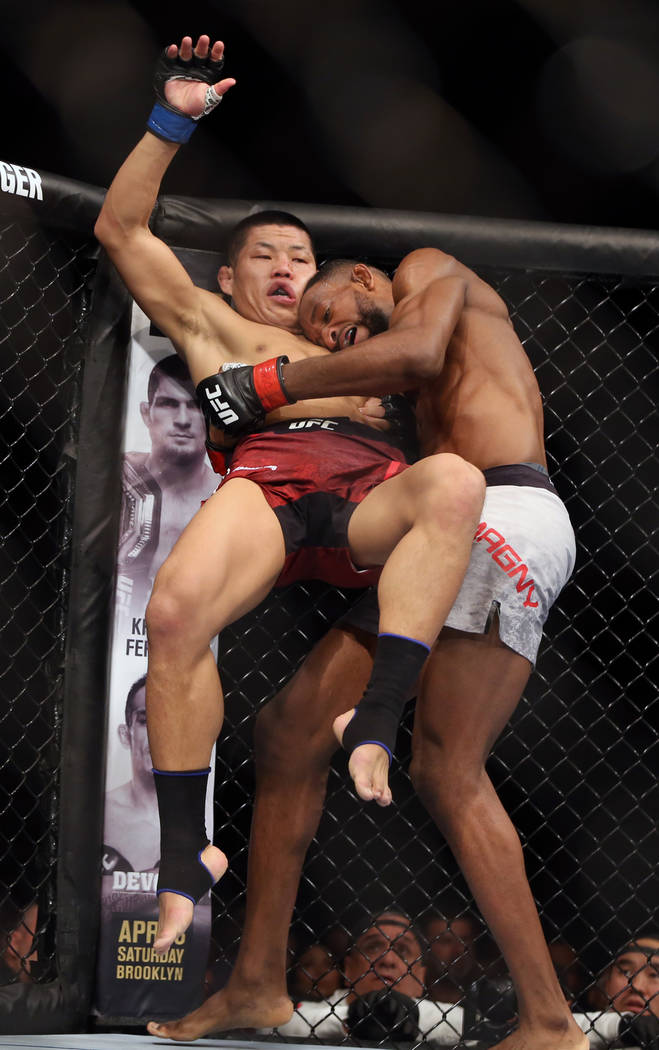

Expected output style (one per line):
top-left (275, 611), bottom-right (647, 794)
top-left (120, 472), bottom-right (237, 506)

top-left (94, 35), bottom-right (235, 365)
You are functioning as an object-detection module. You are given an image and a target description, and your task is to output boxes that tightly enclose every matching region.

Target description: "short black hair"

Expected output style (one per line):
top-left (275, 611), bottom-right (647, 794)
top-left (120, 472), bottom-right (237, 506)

top-left (147, 354), bottom-right (195, 404)
top-left (302, 258), bottom-right (356, 298)
top-left (124, 675), bottom-right (147, 726)
top-left (226, 210), bottom-right (315, 266)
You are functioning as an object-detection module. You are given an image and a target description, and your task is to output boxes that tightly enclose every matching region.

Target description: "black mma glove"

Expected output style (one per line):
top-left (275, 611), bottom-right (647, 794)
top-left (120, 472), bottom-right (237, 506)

top-left (619, 1014), bottom-right (659, 1050)
top-left (346, 989), bottom-right (419, 1042)
top-left (196, 356), bottom-right (295, 439)
top-left (462, 977), bottom-right (518, 1046)
top-left (147, 42), bottom-right (226, 143)
top-left (381, 394), bottom-right (420, 462)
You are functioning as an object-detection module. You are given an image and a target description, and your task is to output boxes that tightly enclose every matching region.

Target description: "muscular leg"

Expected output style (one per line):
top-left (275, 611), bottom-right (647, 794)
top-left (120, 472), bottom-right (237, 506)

top-left (147, 625), bottom-right (375, 1040)
top-left (339, 453), bottom-right (484, 803)
top-left (145, 478), bottom-right (286, 954)
top-left (409, 622), bottom-right (588, 1050)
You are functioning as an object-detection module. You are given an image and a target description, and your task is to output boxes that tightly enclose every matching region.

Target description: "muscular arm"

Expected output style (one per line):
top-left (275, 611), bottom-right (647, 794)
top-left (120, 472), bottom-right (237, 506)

top-left (95, 133), bottom-right (203, 346)
top-left (280, 251), bottom-right (468, 399)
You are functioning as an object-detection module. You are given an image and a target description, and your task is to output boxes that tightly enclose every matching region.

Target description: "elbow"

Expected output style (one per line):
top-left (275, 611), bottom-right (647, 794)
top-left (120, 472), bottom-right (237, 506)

top-left (94, 198), bottom-right (140, 254)
top-left (94, 205), bottom-right (118, 251)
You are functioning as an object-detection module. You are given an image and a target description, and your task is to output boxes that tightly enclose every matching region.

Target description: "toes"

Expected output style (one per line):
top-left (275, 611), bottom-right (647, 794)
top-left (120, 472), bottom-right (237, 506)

top-left (354, 777), bottom-right (375, 801)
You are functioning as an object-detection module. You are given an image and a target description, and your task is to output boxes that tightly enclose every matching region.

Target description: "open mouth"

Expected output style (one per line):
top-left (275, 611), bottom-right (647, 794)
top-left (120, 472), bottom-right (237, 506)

top-left (268, 280), bottom-right (296, 305)
top-left (341, 326), bottom-right (357, 347)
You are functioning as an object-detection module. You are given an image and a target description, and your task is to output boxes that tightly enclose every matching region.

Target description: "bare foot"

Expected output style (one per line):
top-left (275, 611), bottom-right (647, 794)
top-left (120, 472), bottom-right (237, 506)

top-left (490, 1022), bottom-right (589, 1050)
top-left (153, 844), bottom-right (227, 956)
top-left (333, 709), bottom-right (393, 806)
top-left (147, 980), bottom-right (294, 1041)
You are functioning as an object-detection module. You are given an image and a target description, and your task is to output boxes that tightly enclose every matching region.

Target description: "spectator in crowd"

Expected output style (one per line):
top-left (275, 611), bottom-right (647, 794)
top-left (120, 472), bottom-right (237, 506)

top-left (0, 896), bottom-right (37, 985)
top-left (290, 943), bottom-right (342, 1002)
top-left (589, 933), bottom-right (659, 1020)
top-left (343, 911), bottom-right (426, 1000)
top-left (103, 675), bottom-right (159, 873)
top-left (421, 910), bottom-right (482, 1004)
top-left (261, 910), bottom-right (462, 1043)
top-left (259, 918), bottom-right (659, 1048)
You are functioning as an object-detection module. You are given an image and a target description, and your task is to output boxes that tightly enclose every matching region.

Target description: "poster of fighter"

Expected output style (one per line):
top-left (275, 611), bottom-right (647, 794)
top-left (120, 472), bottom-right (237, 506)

top-left (95, 295), bottom-right (218, 1020)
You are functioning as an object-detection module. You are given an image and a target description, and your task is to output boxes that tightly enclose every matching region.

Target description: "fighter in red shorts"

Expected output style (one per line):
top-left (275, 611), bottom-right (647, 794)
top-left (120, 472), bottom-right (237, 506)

top-left (210, 415), bottom-right (411, 587)
top-left (95, 33), bottom-right (484, 957)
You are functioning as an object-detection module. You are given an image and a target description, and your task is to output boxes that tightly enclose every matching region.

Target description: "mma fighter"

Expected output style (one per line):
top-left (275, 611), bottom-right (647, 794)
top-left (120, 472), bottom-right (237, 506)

top-left (95, 34), bottom-right (484, 960)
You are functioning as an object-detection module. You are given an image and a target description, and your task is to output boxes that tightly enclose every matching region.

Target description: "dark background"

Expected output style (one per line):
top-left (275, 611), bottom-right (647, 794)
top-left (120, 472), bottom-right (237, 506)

top-left (2, 0), bottom-right (658, 229)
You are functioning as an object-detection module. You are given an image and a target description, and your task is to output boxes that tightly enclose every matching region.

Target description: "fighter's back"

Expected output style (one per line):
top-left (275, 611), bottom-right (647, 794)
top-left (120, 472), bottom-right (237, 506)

top-left (396, 249), bottom-right (546, 470)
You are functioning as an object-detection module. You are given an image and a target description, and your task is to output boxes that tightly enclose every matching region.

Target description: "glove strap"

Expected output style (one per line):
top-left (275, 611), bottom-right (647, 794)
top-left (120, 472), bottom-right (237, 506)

top-left (253, 356), bottom-right (295, 412)
top-left (147, 101), bottom-right (197, 144)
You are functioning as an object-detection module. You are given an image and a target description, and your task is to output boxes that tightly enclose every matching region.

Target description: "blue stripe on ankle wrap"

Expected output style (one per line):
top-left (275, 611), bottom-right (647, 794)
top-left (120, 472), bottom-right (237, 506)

top-left (358, 740), bottom-right (393, 765)
top-left (378, 632), bottom-right (431, 652)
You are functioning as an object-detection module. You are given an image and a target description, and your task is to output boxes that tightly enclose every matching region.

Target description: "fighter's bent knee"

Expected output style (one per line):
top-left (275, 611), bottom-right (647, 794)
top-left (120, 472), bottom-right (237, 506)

top-left (412, 453), bottom-right (484, 517)
top-left (145, 578), bottom-right (202, 645)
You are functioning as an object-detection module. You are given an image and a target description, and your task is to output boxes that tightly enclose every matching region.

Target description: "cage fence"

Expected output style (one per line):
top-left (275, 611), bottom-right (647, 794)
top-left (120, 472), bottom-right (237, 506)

top-left (0, 177), bottom-right (657, 1041)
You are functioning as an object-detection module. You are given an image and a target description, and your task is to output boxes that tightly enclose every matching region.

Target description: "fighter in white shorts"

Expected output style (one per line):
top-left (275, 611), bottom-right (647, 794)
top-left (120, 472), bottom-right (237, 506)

top-left (161, 248), bottom-right (589, 1050)
top-left (341, 462), bottom-right (576, 669)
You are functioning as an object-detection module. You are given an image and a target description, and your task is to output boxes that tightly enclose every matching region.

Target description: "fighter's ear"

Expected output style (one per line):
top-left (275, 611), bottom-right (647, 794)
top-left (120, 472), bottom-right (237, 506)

top-left (351, 262), bottom-right (376, 290)
top-left (218, 265), bottom-right (233, 296)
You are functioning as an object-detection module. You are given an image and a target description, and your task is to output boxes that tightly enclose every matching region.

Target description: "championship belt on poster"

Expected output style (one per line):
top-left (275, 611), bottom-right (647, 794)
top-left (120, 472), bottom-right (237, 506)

top-left (114, 456), bottom-right (162, 628)
top-left (120, 458), bottom-right (159, 566)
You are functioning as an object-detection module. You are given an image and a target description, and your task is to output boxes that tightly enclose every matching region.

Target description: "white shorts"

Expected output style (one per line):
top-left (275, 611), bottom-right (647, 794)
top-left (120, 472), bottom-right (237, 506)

top-left (340, 464), bottom-right (576, 666)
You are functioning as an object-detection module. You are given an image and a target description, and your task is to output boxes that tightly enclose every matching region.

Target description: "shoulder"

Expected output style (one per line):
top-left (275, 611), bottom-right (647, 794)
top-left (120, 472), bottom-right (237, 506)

top-left (392, 248), bottom-right (472, 307)
top-left (394, 248), bottom-right (461, 287)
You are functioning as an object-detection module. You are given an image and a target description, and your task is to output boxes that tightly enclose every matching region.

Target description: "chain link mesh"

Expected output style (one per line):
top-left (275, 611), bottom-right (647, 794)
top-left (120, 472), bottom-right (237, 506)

top-left (0, 215), bottom-right (95, 984)
top-left (0, 204), bottom-right (656, 1041)
top-left (209, 270), bottom-right (658, 1040)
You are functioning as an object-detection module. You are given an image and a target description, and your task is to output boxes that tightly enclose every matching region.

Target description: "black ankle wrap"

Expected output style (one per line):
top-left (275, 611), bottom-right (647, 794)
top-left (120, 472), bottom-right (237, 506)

top-left (341, 634), bottom-right (430, 762)
top-left (153, 767), bottom-right (213, 903)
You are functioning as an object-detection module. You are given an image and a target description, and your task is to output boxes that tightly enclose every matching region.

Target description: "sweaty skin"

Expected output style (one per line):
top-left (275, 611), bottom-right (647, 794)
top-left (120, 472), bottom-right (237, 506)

top-left (146, 249), bottom-right (587, 1050)
top-left (290, 248), bottom-right (547, 471)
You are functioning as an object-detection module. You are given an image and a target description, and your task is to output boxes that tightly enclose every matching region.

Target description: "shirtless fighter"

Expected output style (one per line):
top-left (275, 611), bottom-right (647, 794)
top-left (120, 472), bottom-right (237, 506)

top-left (150, 256), bottom-right (585, 1050)
top-left (95, 35), bottom-right (484, 959)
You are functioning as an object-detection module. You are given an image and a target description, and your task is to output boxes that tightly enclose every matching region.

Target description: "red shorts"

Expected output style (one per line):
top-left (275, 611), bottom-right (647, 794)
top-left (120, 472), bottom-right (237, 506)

top-left (208, 417), bottom-right (410, 587)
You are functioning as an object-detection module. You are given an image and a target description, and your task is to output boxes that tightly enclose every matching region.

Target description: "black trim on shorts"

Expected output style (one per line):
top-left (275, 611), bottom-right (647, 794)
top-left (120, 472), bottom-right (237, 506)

top-left (483, 462), bottom-right (557, 494)
top-left (235, 416), bottom-right (410, 455)
top-left (273, 492), bottom-right (357, 555)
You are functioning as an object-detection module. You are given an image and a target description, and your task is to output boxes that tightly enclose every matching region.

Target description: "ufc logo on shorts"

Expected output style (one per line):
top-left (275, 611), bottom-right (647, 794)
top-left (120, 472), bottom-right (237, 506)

top-left (288, 418), bottom-right (338, 430)
top-left (204, 384), bottom-right (239, 426)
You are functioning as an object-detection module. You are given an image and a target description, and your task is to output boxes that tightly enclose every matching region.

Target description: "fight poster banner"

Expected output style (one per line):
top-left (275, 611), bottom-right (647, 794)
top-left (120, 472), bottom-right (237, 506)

top-left (95, 294), bottom-right (219, 1020)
